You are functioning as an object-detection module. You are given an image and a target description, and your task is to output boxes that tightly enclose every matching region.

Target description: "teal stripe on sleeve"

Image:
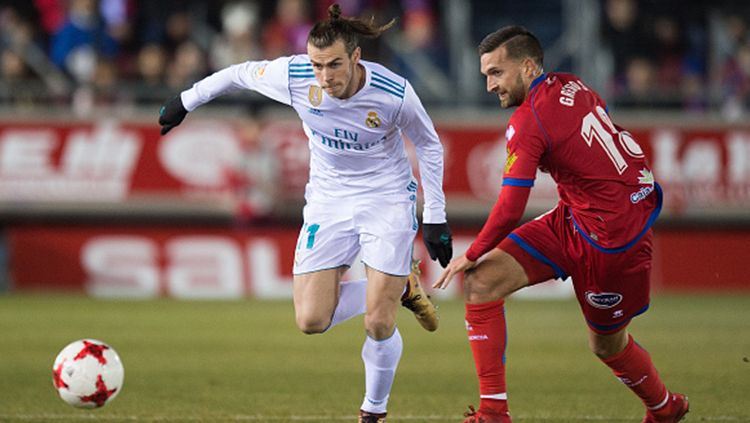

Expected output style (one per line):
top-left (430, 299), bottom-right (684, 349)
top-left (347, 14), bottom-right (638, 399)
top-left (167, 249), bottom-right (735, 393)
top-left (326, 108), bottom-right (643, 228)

top-left (371, 71), bottom-right (405, 93)
top-left (370, 82), bottom-right (404, 98)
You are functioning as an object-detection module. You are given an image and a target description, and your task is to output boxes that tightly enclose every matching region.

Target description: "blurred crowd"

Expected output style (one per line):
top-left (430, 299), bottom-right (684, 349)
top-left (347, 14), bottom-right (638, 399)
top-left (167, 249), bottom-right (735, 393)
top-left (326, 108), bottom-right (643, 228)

top-left (0, 0), bottom-right (442, 112)
top-left (601, 0), bottom-right (750, 117)
top-left (0, 0), bottom-right (749, 117)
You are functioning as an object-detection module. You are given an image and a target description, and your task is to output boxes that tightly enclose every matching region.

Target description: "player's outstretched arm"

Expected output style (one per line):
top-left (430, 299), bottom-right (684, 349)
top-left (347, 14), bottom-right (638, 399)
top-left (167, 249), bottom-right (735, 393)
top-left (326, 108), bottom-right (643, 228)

top-left (158, 95), bottom-right (188, 135)
top-left (158, 58), bottom-right (294, 136)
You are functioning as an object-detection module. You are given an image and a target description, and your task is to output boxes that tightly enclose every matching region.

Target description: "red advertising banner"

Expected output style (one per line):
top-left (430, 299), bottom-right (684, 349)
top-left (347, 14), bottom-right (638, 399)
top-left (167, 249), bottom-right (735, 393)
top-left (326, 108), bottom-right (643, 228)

top-left (1, 119), bottom-right (749, 218)
top-left (8, 226), bottom-right (749, 297)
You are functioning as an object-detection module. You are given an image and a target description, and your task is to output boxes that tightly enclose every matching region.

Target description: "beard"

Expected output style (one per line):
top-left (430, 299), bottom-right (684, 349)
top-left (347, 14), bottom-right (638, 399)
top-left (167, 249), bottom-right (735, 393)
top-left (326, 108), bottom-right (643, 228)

top-left (499, 73), bottom-right (526, 108)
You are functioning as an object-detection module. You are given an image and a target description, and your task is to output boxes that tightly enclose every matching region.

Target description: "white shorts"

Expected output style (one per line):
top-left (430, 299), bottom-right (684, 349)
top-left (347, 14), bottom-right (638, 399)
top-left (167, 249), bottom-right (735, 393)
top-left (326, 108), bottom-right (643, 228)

top-left (293, 194), bottom-right (418, 277)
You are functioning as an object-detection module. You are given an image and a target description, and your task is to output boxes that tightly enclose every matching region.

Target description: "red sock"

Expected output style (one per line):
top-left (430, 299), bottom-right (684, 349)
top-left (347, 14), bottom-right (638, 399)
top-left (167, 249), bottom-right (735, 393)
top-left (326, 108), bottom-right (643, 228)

top-left (465, 299), bottom-right (509, 415)
top-left (601, 334), bottom-right (670, 413)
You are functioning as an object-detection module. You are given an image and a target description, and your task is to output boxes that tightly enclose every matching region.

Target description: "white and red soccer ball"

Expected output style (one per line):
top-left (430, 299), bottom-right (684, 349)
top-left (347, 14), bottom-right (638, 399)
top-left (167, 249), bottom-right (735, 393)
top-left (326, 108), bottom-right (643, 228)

top-left (52, 339), bottom-right (124, 408)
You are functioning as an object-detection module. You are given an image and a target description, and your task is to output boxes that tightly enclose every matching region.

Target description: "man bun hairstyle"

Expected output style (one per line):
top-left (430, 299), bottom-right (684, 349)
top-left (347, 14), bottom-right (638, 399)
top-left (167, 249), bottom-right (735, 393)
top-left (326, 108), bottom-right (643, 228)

top-left (308, 3), bottom-right (396, 55)
top-left (478, 25), bottom-right (544, 67)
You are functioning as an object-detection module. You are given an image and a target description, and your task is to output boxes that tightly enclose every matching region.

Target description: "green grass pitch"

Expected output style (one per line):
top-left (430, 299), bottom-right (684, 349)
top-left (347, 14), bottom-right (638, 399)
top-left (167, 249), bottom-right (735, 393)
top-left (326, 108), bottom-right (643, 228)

top-left (0, 294), bottom-right (748, 422)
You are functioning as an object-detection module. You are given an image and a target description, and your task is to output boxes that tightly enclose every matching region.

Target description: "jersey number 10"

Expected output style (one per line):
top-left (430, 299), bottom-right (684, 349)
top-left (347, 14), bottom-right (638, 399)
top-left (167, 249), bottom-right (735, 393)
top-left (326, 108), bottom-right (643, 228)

top-left (580, 105), bottom-right (644, 175)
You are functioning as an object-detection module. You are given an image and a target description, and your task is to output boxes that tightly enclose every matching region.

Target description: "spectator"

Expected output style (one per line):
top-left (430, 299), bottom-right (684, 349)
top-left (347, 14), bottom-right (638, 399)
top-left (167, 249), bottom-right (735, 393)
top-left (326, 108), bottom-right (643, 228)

top-left (70, 57), bottom-right (123, 115)
top-left (389, 1), bottom-right (448, 93)
top-left (166, 40), bottom-right (206, 90)
top-left (601, 0), bottom-right (653, 96)
top-left (210, 1), bottom-right (261, 70)
top-left (681, 67), bottom-right (707, 112)
top-left (163, 10), bottom-right (192, 55)
top-left (1, 5), bottom-right (40, 49)
top-left (614, 55), bottom-right (659, 108)
top-left (33, 0), bottom-right (66, 37)
top-left (0, 48), bottom-right (36, 106)
top-left (91, 57), bottom-right (119, 104)
top-left (721, 40), bottom-right (750, 120)
top-left (50, 0), bottom-right (118, 82)
top-left (99, 0), bottom-right (131, 43)
top-left (652, 15), bottom-right (687, 93)
top-left (261, 0), bottom-right (313, 57)
top-left (0, 5), bottom-right (46, 105)
top-left (128, 42), bottom-right (172, 102)
top-left (0, 48), bottom-right (29, 80)
top-left (136, 43), bottom-right (166, 86)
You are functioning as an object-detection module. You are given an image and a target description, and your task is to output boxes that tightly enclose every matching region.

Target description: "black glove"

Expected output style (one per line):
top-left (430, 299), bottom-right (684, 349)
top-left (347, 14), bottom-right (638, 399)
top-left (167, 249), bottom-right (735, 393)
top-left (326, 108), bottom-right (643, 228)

top-left (422, 222), bottom-right (453, 268)
top-left (158, 95), bottom-right (188, 135)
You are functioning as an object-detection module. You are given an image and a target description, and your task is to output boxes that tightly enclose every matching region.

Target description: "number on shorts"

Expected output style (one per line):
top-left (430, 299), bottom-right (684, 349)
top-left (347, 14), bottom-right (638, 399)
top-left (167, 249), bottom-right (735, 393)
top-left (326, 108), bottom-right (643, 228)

top-left (580, 105), bottom-right (644, 174)
top-left (297, 223), bottom-right (320, 250)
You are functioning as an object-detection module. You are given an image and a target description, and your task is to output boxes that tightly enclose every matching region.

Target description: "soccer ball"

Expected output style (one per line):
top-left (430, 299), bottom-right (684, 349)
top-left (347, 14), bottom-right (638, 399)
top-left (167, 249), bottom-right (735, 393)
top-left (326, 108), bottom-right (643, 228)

top-left (52, 339), bottom-right (124, 408)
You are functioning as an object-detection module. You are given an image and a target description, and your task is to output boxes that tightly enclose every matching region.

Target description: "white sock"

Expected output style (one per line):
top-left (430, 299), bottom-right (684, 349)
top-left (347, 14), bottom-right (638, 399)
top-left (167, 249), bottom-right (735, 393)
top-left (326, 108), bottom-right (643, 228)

top-left (360, 328), bottom-right (403, 414)
top-left (328, 279), bottom-right (367, 329)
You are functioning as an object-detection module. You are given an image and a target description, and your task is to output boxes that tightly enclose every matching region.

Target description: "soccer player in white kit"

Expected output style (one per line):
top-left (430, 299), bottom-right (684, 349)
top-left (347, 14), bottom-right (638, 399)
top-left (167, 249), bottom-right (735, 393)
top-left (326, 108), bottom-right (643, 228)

top-left (158, 5), bottom-right (452, 422)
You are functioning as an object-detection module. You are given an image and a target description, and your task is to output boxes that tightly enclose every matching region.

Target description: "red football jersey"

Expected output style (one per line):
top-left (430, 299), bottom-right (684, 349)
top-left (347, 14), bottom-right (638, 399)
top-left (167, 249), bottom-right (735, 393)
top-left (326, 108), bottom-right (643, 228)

top-left (467, 73), bottom-right (660, 260)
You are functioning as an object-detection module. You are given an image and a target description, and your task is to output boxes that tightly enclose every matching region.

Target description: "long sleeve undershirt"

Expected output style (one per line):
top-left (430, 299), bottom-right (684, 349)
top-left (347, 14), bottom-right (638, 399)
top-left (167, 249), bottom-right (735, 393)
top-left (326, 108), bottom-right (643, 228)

top-left (465, 184), bottom-right (532, 261)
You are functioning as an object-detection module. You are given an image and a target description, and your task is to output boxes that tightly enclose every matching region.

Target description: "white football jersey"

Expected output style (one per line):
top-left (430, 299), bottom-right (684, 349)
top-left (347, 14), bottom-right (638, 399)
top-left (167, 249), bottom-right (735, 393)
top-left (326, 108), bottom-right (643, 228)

top-left (180, 55), bottom-right (446, 223)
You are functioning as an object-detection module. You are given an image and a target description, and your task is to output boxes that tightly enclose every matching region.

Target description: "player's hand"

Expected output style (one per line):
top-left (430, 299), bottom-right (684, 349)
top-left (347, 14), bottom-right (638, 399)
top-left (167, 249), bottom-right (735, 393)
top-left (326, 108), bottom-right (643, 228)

top-left (432, 254), bottom-right (476, 290)
top-left (422, 222), bottom-right (453, 268)
top-left (158, 95), bottom-right (188, 135)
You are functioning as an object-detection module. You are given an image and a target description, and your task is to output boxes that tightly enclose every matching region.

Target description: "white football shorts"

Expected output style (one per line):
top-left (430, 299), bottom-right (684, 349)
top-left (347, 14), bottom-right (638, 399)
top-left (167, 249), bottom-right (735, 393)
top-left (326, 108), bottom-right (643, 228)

top-left (293, 194), bottom-right (418, 277)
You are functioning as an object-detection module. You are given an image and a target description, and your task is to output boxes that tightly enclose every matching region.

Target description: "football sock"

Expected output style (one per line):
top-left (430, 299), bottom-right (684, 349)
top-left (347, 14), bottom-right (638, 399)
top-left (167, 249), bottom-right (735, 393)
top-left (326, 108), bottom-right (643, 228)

top-left (601, 334), bottom-right (670, 413)
top-left (328, 279), bottom-right (367, 329)
top-left (360, 328), bottom-right (403, 414)
top-left (466, 299), bottom-right (510, 416)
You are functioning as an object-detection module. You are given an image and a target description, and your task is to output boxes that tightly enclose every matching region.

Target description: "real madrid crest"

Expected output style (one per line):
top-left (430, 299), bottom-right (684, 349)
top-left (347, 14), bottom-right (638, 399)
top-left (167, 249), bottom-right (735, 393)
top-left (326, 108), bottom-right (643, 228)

top-left (308, 85), bottom-right (322, 107)
top-left (365, 111), bottom-right (381, 128)
top-left (253, 64), bottom-right (267, 79)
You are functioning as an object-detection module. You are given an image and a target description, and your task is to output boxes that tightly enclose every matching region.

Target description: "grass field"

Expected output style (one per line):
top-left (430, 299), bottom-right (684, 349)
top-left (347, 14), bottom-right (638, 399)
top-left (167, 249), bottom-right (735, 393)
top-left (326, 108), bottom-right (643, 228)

top-left (0, 294), bottom-right (748, 422)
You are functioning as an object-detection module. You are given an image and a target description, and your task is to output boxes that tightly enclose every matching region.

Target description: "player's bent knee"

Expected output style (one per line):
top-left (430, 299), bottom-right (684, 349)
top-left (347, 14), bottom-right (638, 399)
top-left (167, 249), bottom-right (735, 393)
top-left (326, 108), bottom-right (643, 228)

top-left (295, 315), bottom-right (331, 335)
top-left (364, 314), bottom-right (395, 340)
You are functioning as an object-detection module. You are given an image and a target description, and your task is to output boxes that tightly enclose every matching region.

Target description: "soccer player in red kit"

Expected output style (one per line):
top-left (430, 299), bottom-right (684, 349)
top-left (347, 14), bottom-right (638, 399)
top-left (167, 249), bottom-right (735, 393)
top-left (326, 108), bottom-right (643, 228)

top-left (433, 26), bottom-right (689, 423)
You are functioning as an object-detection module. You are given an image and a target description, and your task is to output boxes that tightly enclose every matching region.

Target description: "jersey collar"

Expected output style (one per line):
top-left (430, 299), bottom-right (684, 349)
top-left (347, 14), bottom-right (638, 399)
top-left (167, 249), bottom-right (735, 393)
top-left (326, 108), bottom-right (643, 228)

top-left (529, 72), bottom-right (547, 92)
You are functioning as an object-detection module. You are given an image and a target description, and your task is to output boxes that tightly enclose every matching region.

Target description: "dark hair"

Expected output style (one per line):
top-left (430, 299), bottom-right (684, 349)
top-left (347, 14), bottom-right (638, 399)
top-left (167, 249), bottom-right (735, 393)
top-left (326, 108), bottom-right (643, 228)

top-left (307, 4), bottom-right (396, 55)
top-left (478, 25), bottom-right (544, 67)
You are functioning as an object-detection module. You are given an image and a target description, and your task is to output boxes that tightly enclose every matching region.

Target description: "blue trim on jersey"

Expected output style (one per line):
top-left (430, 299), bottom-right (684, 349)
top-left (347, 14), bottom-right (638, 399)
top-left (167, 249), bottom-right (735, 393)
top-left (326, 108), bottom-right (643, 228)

top-left (586, 303), bottom-right (650, 332)
top-left (502, 178), bottom-right (534, 187)
top-left (529, 74), bottom-right (554, 150)
top-left (370, 82), bottom-right (404, 98)
top-left (571, 183), bottom-right (663, 254)
top-left (529, 73), bottom-right (546, 91)
top-left (371, 71), bottom-right (405, 93)
top-left (289, 62), bottom-right (313, 78)
top-left (508, 233), bottom-right (568, 279)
